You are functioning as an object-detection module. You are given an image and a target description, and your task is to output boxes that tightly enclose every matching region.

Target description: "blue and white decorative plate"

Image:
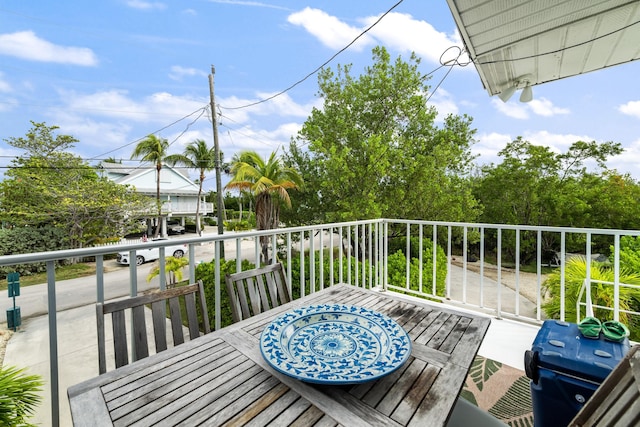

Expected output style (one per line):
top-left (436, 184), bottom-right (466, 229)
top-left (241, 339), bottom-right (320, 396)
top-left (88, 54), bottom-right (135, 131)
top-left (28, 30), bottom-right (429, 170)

top-left (260, 304), bottom-right (412, 384)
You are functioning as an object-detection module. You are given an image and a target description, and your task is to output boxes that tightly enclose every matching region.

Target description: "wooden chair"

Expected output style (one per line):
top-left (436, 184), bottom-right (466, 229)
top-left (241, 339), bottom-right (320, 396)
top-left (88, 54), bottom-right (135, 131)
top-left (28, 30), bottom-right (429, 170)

top-left (96, 280), bottom-right (210, 374)
top-left (569, 344), bottom-right (640, 426)
top-left (225, 263), bottom-right (292, 323)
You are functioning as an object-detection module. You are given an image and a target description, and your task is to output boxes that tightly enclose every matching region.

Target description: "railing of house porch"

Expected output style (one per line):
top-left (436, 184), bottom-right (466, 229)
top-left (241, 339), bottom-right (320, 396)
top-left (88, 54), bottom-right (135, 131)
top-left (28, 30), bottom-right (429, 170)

top-left (1, 218), bottom-right (639, 426)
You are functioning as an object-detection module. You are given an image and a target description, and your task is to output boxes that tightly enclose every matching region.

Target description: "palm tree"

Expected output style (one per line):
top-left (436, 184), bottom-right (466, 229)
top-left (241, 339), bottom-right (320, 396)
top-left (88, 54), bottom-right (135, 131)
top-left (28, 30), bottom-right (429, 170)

top-left (131, 135), bottom-right (170, 237)
top-left (225, 150), bottom-right (303, 263)
top-left (165, 139), bottom-right (217, 236)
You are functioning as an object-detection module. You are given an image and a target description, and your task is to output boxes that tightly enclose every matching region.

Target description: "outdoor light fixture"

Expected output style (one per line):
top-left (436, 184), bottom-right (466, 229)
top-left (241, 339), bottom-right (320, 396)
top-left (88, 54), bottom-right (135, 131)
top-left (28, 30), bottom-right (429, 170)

top-left (498, 75), bottom-right (534, 103)
top-left (520, 84), bottom-right (533, 102)
top-left (498, 85), bottom-right (517, 102)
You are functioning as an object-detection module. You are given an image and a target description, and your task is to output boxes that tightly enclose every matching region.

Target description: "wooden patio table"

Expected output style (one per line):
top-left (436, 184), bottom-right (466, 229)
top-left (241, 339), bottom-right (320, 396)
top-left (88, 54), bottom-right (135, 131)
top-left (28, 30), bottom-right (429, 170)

top-left (68, 284), bottom-right (490, 426)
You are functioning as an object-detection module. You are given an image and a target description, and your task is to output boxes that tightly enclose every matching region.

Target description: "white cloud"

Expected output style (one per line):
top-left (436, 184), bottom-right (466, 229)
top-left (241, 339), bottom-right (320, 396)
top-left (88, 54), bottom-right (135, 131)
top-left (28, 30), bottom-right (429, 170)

top-left (619, 101), bottom-right (640, 119)
top-left (361, 12), bottom-right (464, 65)
top-left (169, 66), bottom-right (207, 81)
top-left (207, 0), bottom-right (291, 10)
top-left (528, 98), bottom-right (570, 116)
top-left (523, 130), bottom-right (591, 152)
top-left (287, 8), bottom-right (375, 51)
top-left (492, 97), bottom-right (569, 119)
top-left (220, 122), bottom-right (300, 157)
top-left (125, 0), bottom-right (167, 10)
top-left (473, 130), bottom-right (595, 168)
top-left (287, 9), bottom-right (465, 67)
top-left (609, 138), bottom-right (640, 173)
top-left (219, 92), bottom-right (319, 124)
top-left (58, 89), bottom-right (206, 123)
top-left (0, 31), bottom-right (98, 66)
top-left (492, 98), bottom-right (529, 119)
top-left (52, 111), bottom-right (133, 153)
top-left (474, 132), bottom-right (512, 165)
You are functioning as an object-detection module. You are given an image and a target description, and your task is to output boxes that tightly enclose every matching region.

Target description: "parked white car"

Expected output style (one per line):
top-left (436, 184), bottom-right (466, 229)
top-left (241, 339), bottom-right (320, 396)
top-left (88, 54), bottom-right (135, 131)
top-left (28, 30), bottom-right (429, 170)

top-left (116, 238), bottom-right (188, 266)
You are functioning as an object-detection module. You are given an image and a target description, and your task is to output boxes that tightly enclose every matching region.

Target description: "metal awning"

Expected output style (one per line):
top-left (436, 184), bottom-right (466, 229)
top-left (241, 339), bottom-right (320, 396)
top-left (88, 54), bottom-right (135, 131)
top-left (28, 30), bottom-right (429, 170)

top-left (446, 0), bottom-right (640, 101)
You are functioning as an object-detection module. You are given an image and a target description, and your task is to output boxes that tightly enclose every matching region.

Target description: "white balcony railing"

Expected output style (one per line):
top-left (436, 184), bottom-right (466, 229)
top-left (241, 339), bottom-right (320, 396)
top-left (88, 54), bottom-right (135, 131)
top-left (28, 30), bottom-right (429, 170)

top-left (1, 218), bottom-right (640, 426)
top-left (161, 201), bottom-right (214, 215)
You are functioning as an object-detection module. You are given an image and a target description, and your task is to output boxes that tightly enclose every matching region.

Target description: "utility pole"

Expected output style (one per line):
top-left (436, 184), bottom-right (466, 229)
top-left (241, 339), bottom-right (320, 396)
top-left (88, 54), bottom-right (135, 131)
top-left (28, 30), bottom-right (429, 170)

top-left (209, 65), bottom-right (225, 257)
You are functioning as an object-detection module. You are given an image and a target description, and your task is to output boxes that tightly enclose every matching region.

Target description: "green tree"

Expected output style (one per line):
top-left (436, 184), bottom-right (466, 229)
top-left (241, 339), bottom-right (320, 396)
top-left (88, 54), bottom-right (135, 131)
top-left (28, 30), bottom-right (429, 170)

top-left (0, 123), bottom-right (149, 250)
top-left (225, 150), bottom-right (303, 263)
top-left (165, 139), bottom-right (217, 236)
top-left (474, 137), bottom-right (629, 262)
top-left (131, 134), bottom-right (170, 237)
top-left (285, 46), bottom-right (479, 226)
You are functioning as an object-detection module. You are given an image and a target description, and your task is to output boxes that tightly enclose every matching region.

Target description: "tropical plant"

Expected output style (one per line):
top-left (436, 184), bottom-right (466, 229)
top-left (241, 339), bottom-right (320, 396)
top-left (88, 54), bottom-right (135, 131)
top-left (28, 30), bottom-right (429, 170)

top-left (165, 139), bottom-right (217, 236)
top-left (225, 150), bottom-right (303, 263)
top-left (131, 135), bottom-right (170, 237)
top-left (0, 366), bottom-right (43, 427)
top-left (543, 256), bottom-right (640, 340)
top-left (147, 256), bottom-right (189, 288)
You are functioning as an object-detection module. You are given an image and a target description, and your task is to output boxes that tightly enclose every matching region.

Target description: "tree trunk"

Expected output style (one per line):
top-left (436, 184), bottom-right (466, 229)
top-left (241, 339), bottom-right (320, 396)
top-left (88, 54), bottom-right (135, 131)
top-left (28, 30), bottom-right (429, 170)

top-left (256, 192), bottom-right (273, 264)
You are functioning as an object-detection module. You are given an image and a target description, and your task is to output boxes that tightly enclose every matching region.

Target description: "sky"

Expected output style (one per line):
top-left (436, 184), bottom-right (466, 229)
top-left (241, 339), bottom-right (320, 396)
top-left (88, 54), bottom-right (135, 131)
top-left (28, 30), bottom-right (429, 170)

top-left (2, 0), bottom-right (640, 193)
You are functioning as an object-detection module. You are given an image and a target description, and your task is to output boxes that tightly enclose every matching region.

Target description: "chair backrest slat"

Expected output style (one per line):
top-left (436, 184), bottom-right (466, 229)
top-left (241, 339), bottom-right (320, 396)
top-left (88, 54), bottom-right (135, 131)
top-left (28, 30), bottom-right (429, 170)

top-left (225, 263), bottom-right (292, 323)
top-left (150, 301), bottom-right (168, 353)
top-left (96, 280), bottom-right (209, 374)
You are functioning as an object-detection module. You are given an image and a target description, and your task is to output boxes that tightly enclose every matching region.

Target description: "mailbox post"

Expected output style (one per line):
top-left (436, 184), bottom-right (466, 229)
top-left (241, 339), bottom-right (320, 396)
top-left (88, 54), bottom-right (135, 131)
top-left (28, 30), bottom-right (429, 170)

top-left (7, 272), bottom-right (21, 331)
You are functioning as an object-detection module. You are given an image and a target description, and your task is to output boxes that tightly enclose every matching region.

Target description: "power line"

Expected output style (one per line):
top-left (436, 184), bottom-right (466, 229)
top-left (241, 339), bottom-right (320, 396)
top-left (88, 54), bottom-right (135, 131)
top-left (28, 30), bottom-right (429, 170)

top-left (90, 106), bottom-right (209, 160)
top-left (220, 0), bottom-right (405, 111)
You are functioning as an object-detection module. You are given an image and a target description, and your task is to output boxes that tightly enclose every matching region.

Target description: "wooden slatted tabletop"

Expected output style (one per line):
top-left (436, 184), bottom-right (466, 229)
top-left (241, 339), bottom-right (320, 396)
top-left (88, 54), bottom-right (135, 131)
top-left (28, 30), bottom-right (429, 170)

top-left (68, 284), bottom-right (490, 426)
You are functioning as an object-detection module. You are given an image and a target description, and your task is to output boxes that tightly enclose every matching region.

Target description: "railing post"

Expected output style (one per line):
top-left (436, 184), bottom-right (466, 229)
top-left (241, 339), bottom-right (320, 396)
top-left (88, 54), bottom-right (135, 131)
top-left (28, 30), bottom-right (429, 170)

top-left (215, 240), bottom-right (221, 330)
top-left (479, 226), bottom-right (484, 307)
top-left (560, 231), bottom-right (566, 320)
top-left (46, 261), bottom-right (59, 427)
top-left (188, 244), bottom-right (196, 284)
top-left (613, 233), bottom-right (620, 322)
top-left (536, 230), bottom-right (542, 321)
top-left (406, 223), bottom-right (411, 290)
top-left (432, 225), bottom-right (437, 296)
top-left (515, 229), bottom-right (520, 317)
top-left (96, 255), bottom-right (104, 303)
top-left (159, 247), bottom-right (166, 291)
top-left (496, 228), bottom-right (502, 319)
top-left (446, 226), bottom-right (452, 299)
top-left (462, 226), bottom-right (468, 303)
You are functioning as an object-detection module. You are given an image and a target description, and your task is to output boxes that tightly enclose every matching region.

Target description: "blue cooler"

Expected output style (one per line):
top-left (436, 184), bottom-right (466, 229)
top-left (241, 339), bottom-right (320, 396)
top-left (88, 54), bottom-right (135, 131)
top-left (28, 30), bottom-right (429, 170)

top-left (524, 320), bottom-right (630, 427)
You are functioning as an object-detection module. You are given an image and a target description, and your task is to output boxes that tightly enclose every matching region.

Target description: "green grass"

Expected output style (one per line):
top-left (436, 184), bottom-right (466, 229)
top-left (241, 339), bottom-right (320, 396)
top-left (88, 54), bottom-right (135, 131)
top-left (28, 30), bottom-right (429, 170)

top-left (0, 263), bottom-right (97, 291)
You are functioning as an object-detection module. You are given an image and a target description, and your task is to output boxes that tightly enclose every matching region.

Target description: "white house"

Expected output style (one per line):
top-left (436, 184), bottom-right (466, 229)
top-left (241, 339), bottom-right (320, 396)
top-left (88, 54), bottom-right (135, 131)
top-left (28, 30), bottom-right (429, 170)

top-left (98, 162), bottom-right (214, 235)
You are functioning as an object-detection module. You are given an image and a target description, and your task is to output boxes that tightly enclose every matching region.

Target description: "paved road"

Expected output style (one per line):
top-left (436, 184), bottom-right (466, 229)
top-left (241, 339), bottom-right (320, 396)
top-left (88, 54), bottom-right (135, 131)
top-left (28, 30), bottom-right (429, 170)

top-left (0, 240), bottom-right (224, 323)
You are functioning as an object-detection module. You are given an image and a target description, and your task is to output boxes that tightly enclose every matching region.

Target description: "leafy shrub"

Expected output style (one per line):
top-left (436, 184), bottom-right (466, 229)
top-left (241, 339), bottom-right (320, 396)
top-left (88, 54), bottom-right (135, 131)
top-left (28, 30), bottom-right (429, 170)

top-left (0, 366), bottom-right (43, 427)
top-left (283, 251), bottom-right (371, 297)
top-left (0, 226), bottom-right (71, 279)
top-left (196, 258), bottom-right (256, 328)
top-left (387, 236), bottom-right (448, 297)
top-left (612, 236), bottom-right (640, 272)
top-left (543, 256), bottom-right (640, 340)
top-left (224, 220), bottom-right (252, 232)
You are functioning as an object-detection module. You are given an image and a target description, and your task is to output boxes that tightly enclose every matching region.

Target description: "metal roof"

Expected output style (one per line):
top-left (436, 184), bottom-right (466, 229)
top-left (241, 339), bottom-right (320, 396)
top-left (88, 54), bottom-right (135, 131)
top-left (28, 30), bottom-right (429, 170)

top-left (446, 0), bottom-right (640, 101)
